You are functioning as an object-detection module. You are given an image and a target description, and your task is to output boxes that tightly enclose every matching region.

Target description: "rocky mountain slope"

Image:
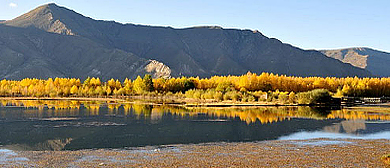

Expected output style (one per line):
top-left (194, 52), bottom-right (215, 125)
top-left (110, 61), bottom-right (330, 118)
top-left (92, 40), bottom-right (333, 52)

top-left (0, 3), bottom-right (370, 80)
top-left (0, 25), bottom-right (171, 80)
top-left (321, 48), bottom-right (390, 77)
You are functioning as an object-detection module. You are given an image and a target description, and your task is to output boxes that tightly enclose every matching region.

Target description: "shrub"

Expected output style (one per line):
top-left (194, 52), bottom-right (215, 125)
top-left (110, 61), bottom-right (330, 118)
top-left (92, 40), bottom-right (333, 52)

top-left (193, 90), bottom-right (203, 99)
top-left (247, 95), bottom-right (255, 102)
top-left (213, 91), bottom-right (223, 101)
top-left (223, 93), bottom-right (230, 101)
top-left (279, 92), bottom-right (289, 103)
top-left (258, 97), bottom-right (266, 102)
top-left (241, 96), bottom-right (248, 102)
top-left (266, 91), bottom-right (278, 102)
top-left (296, 92), bottom-right (311, 104)
top-left (310, 89), bottom-right (332, 104)
top-left (296, 89), bottom-right (332, 104)
top-left (225, 90), bottom-right (241, 101)
top-left (288, 92), bottom-right (296, 103)
top-left (185, 89), bottom-right (195, 98)
top-left (174, 92), bottom-right (184, 98)
top-left (203, 90), bottom-right (215, 99)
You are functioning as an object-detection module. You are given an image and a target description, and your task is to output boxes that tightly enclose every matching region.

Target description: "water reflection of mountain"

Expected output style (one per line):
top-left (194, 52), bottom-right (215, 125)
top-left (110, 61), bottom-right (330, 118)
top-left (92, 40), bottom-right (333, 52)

top-left (0, 100), bottom-right (389, 150)
top-left (324, 119), bottom-right (390, 135)
top-left (323, 120), bottom-right (366, 134)
top-left (4, 138), bottom-right (72, 151)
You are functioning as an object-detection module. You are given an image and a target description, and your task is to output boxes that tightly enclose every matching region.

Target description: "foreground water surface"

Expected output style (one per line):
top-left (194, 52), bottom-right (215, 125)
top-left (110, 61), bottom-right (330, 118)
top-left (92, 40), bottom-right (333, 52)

top-left (0, 100), bottom-right (389, 151)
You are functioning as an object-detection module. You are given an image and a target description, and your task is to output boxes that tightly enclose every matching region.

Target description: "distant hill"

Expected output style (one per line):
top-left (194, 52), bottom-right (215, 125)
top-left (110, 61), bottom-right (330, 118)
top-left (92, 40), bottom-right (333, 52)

top-left (321, 48), bottom-right (390, 77)
top-left (0, 3), bottom-right (370, 80)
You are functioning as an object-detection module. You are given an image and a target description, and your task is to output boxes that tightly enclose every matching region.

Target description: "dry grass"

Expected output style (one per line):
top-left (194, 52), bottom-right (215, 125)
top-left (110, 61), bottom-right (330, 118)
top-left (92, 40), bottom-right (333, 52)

top-left (3, 139), bottom-right (389, 167)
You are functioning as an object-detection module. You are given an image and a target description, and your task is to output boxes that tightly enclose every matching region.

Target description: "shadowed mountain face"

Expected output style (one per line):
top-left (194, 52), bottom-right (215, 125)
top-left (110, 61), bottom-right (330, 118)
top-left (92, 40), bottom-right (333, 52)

top-left (1, 3), bottom-right (370, 80)
top-left (0, 25), bottom-right (171, 80)
top-left (321, 48), bottom-right (390, 77)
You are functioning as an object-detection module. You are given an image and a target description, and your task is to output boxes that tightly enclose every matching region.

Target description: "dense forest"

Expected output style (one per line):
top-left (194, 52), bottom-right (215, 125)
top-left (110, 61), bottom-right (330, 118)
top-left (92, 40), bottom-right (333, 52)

top-left (0, 72), bottom-right (390, 103)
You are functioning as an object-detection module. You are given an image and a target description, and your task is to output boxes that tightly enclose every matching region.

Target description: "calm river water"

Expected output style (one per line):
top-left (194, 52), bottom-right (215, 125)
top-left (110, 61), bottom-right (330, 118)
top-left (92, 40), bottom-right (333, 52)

top-left (0, 100), bottom-right (389, 151)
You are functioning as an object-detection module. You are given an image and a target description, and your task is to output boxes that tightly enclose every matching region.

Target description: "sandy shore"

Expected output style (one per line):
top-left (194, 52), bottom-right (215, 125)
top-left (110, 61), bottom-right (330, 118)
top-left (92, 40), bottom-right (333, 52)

top-left (1, 139), bottom-right (389, 167)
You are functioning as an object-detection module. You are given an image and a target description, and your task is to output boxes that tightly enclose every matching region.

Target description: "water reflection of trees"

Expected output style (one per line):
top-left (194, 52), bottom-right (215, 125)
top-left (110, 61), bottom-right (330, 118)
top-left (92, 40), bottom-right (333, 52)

top-left (1, 100), bottom-right (390, 124)
top-left (328, 109), bottom-right (390, 121)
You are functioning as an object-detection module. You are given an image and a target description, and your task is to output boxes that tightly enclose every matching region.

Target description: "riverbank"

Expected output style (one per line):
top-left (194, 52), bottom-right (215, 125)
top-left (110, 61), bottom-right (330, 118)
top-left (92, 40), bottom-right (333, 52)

top-left (0, 96), bottom-right (127, 102)
top-left (1, 139), bottom-right (389, 167)
top-left (0, 96), bottom-right (335, 108)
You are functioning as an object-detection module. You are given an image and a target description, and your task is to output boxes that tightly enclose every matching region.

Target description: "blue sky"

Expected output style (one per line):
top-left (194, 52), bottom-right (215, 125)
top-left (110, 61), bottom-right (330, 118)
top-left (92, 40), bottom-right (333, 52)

top-left (1, 0), bottom-right (389, 52)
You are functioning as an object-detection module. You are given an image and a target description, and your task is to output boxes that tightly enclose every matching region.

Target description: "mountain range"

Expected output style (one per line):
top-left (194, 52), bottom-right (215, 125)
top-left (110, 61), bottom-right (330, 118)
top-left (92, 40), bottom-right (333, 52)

top-left (0, 3), bottom-right (375, 80)
top-left (321, 48), bottom-right (390, 77)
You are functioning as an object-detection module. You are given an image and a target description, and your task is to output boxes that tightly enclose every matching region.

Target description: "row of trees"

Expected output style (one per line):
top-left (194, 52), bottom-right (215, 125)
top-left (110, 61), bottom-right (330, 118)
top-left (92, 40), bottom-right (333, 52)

top-left (1, 72), bottom-right (390, 98)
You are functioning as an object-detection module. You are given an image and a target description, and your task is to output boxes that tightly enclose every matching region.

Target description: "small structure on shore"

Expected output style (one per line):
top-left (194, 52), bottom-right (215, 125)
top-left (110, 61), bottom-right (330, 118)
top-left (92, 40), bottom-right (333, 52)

top-left (341, 97), bottom-right (390, 106)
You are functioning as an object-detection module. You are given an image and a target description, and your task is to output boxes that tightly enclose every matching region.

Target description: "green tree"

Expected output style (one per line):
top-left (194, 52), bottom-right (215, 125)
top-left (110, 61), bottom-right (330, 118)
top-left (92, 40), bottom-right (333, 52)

top-left (143, 74), bottom-right (154, 92)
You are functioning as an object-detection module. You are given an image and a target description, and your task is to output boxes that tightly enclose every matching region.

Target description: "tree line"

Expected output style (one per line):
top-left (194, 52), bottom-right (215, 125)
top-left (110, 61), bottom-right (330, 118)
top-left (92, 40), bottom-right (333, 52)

top-left (1, 72), bottom-right (390, 99)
